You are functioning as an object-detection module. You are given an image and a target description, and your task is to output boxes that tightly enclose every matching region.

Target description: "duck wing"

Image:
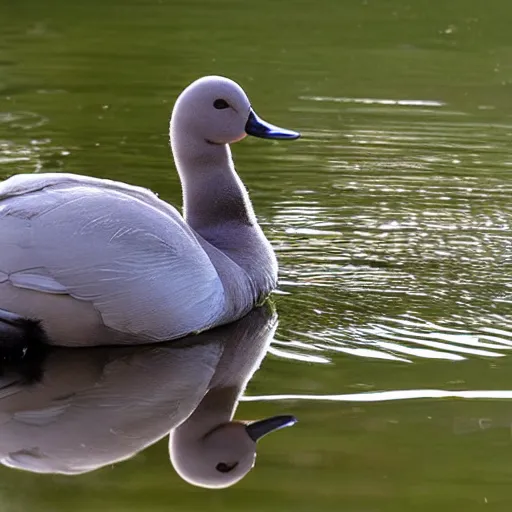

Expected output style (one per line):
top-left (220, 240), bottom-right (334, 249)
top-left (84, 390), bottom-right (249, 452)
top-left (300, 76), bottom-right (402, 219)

top-left (0, 173), bottom-right (225, 346)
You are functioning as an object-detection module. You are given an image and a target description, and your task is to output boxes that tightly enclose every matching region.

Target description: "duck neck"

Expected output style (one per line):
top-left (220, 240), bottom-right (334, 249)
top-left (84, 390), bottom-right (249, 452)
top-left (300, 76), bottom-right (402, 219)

top-left (174, 386), bottom-right (240, 443)
top-left (171, 130), bottom-right (278, 300)
top-left (172, 132), bottom-right (255, 231)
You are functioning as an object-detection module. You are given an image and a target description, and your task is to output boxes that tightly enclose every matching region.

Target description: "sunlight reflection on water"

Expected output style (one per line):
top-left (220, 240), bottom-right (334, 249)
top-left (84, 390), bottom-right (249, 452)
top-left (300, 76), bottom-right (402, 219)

top-left (268, 95), bottom-right (512, 368)
top-left (243, 389), bottom-right (512, 402)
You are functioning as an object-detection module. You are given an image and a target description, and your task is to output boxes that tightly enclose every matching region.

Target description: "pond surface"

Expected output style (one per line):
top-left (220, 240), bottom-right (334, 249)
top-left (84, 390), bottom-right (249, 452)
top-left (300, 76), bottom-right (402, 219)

top-left (1, 0), bottom-right (512, 510)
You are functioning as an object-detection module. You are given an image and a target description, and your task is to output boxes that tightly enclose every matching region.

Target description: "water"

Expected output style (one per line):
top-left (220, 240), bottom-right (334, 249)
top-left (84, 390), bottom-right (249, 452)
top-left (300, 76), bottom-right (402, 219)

top-left (1, 0), bottom-right (512, 510)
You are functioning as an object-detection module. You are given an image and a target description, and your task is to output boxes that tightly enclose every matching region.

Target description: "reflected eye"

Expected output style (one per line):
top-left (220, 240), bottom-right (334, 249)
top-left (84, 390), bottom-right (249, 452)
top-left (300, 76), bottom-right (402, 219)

top-left (213, 99), bottom-right (230, 110)
top-left (216, 462), bottom-right (238, 473)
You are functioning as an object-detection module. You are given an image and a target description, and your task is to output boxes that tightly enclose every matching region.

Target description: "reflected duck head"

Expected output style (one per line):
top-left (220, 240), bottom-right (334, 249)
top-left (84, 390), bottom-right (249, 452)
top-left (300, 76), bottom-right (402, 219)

top-left (170, 414), bottom-right (296, 489)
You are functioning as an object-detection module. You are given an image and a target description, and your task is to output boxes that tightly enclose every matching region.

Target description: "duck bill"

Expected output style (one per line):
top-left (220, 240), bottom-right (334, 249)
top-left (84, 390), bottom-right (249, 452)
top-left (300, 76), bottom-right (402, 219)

top-left (245, 415), bottom-right (297, 442)
top-left (245, 110), bottom-right (300, 140)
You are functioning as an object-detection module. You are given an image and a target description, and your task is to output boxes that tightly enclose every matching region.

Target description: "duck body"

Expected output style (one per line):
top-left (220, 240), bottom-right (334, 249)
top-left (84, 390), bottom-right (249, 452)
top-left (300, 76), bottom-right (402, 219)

top-left (0, 172), bottom-right (271, 346)
top-left (0, 76), bottom-right (299, 346)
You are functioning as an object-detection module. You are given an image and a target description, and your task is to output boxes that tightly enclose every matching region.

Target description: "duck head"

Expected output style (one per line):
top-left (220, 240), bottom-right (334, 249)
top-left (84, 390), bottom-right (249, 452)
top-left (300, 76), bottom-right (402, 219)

top-left (170, 75), bottom-right (300, 145)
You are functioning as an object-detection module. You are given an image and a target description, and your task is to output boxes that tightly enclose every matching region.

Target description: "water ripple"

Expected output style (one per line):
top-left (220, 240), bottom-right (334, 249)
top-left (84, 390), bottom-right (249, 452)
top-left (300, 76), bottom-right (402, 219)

top-left (299, 95), bottom-right (446, 108)
top-left (271, 314), bottom-right (512, 364)
top-left (0, 138), bottom-right (72, 175)
top-left (242, 389), bottom-right (512, 403)
top-left (268, 97), bottom-right (512, 366)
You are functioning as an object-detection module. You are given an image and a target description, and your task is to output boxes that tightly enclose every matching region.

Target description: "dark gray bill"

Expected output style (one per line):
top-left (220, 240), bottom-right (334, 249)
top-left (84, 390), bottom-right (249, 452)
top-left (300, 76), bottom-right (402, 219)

top-left (245, 110), bottom-right (300, 140)
top-left (246, 415), bottom-right (298, 442)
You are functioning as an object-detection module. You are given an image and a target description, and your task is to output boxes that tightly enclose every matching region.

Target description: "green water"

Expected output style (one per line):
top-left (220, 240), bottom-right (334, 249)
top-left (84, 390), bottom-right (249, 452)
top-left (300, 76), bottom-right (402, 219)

top-left (1, 0), bottom-right (512, 510)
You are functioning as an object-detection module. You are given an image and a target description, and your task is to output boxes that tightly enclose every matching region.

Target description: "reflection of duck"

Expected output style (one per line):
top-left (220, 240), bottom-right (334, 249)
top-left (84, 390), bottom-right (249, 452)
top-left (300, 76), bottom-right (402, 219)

top-left (0, 305), bottom-right (296, 489)
top-left (0, 76), bottom-right (299, 347)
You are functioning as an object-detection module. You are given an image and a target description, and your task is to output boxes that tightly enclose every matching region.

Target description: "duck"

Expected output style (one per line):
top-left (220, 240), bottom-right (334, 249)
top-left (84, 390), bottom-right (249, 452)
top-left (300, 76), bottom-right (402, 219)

top-left (0, 76), bottom-right (300, 347)
top-left (0, 305), bottom-right (296, 489)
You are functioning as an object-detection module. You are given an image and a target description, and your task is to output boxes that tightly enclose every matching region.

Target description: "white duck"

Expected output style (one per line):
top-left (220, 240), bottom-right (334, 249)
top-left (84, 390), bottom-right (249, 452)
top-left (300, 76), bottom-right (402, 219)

top-left (0, 76), bottom-right (299, 347)
top-left (0, 305), bottom-right (296, 489)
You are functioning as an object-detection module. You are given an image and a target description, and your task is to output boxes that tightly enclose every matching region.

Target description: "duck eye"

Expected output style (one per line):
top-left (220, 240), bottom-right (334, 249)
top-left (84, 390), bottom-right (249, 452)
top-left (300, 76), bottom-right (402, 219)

top-left (213, 99), bottom-right (230, 110)
top-left (216, 462), bottom-right (238, 473)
